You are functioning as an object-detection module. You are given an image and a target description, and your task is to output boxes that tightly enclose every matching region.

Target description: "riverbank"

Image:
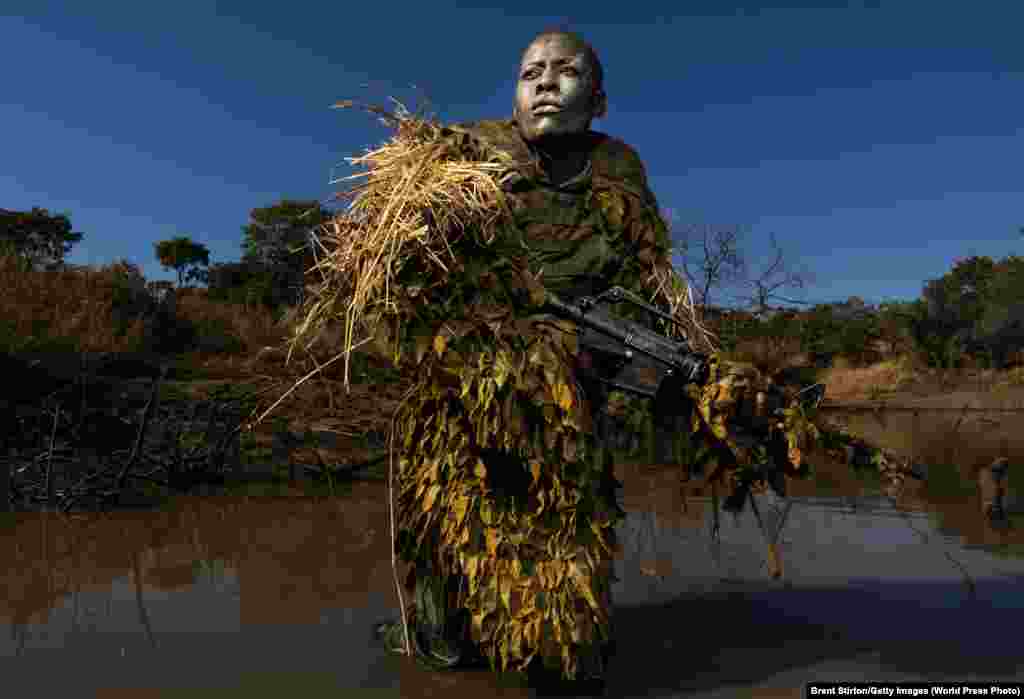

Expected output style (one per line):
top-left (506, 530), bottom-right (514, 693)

top-left (5, 346), bottom-right (1023, 517)
top-left (816, 356), bottom-right (1024, 406)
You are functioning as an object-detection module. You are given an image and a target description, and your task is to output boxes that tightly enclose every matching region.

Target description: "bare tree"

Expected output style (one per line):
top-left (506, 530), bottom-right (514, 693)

top-left (667, 218), bottom-right (747, 310)
top-left (662, 209), bottom-right (815, 318)
top-left (733, 232), bottom-right (813, 315)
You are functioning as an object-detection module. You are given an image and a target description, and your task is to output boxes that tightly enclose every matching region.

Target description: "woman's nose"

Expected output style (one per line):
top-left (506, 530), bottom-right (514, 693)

top-left (537, 69), bottom-right (558, 89)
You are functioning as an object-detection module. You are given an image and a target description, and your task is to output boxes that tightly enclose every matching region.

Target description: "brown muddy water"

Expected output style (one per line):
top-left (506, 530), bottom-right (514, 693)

top-left (3, 413), bottom-right (1024, 698)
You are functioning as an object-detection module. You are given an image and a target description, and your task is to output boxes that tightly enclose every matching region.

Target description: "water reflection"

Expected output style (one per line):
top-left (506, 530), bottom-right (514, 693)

top-left (2, 473), bottom-right (1023, 697)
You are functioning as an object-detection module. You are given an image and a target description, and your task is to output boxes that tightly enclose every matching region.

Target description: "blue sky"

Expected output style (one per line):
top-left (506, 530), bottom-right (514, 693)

top-left (3, 1), bottom-right (1022, 309)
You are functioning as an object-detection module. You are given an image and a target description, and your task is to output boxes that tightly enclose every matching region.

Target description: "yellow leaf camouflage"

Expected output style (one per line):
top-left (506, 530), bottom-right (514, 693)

top-left (392, 316), bottom-right (620, 678)
top-left (378, 119), bottom-right (678, 680)
top-left (606, 353), bottom-right (823, 492)
top-left (360, 117), bottom-right (886, 681)
top-left (433, 332), bottom-right (447, 358)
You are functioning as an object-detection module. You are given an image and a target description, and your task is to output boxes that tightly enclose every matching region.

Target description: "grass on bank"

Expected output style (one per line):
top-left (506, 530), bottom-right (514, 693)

top-left (0, 251), bottom-right (286, 358)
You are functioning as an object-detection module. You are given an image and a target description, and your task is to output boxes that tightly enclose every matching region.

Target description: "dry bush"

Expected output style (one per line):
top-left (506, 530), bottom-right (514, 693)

top-left (817, 356), bottom-right (916, 402)
top-left (172, 293), bottom-right (286, 356)
top-left (0, 252), bottom-right (154, 354)
top-left (815, 352), bottom-right (1024, 402)
top-left (648, 265), bottom-right (718, 356)
top-left (726, 335), bottom-right (803, 375)
top-left (912, 412), bottom-right (1024, 501)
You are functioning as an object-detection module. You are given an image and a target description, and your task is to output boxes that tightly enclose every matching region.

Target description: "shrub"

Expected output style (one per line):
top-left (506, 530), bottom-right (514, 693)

top-left (0, 249), bottom-right (282, 357)
top-left (0, 251), bottom-right (155, 354)
top-left (171, 291), bottom-right (284, 355)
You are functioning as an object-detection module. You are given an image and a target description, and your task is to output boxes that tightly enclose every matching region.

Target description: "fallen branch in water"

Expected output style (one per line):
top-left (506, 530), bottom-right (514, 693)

top-left (45, 405), bottom-right (60, 510)
top-left (7, 364), bottom-right (259, 514)
top-left (115, 366), bottom-right (165, 494)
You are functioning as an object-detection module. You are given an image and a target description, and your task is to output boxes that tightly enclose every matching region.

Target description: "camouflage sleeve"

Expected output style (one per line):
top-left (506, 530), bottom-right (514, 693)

top-left (606, 147), bottom-right (671, 289)
top-left (592, 143), bottom-right (683, 460)
top-left (632, 157), bottom-right (674, 278)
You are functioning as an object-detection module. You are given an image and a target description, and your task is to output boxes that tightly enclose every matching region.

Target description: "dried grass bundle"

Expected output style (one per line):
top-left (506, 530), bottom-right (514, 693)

top-left (649, 261), bottom-right (719, 355)
top-left (288, 100), bottom-right (519, 390)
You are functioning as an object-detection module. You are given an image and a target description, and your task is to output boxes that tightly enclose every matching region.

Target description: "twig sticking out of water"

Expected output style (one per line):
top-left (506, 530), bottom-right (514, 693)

top-left (45, 406), bottom-right (60, 510)
top-left (748, 494), bottom-right (783, 579)
top-left (708, 481), bottom-right (723, 575)
top-left (114, 366), bottom-right (165, 495)
top-left (897, 506), bottom-right (977, 600)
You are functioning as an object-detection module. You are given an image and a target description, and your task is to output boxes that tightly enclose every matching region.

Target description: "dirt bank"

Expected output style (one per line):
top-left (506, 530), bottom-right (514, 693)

top-left (817, 359), bottom-right (1024, 409)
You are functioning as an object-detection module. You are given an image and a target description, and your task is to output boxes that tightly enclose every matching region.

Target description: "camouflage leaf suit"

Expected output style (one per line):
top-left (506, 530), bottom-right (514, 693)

top-left (379, 118), bottom-right (812, 682)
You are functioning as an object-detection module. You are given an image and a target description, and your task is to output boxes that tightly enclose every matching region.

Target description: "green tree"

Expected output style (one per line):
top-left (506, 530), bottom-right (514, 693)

top-left (840, 311), bottom-right (882, 365)
top-left (799, 304), bottom-right (842, 365)
top-left (892, 297), bottom-right (963, 369)
top-left (104, 258), bottom-right (151, 337)
top-left (0, 207), bottom-right (84, 270)
top-left (924, 255), bottom-right (997, 341)
top-left (154, 236), bottom-right (211, 288)
top-left (206, 258), bottom-right (276, 308)
top-left (971, 255), bottom-right (1024, 366)
top-left (877, 300), bottom-right (916, 357)
top-left (240, 199), bottom-right (333, 307)
top-left (912, 254), bottom-right (1022, 368)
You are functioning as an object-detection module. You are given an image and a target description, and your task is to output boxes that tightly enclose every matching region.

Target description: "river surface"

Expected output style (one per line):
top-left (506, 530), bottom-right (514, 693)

top-left (2, 460), bottom-right (1023, 698)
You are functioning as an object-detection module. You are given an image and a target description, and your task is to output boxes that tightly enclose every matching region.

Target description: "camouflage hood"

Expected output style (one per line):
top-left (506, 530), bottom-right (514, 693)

top-left (438, 119), bottom-right (673, 315)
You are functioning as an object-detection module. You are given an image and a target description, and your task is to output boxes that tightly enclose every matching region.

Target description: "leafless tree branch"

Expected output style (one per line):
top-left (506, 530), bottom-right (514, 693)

top-left (669, 221), bottom-right (747, 309)
top-left (735, 232), bottom-right (813, 315)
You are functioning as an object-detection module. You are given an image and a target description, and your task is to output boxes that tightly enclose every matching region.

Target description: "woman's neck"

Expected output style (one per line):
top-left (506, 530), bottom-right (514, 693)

top-left (529, 133), bottom-right (590, 187)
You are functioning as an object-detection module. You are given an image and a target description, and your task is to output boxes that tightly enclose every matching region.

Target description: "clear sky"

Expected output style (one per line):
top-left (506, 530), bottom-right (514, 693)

top-left (3, 1), bottom-right (1022, 309)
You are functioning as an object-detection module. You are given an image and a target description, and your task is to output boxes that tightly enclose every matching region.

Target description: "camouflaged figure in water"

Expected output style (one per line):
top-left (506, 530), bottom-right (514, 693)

top-left (381, 118), bottom-right (674, 683)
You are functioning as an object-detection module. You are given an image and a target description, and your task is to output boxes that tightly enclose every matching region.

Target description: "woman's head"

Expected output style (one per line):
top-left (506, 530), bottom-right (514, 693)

top-left (513, 30), bottom-right (607, 143)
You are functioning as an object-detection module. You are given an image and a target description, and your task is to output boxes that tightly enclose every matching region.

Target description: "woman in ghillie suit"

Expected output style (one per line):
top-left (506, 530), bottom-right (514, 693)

top-left (369, 29), bottom-right (676, 691)
top-left (322, 29), bottom-right (824, 694)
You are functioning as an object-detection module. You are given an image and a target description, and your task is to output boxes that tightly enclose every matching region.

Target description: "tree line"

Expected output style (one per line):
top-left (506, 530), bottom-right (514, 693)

top-left (667, 219), bottom-right (1024, 370)
top-left (1, 201), bottom-right (333, 315)
top-left (2, 205), bottom-right (1022, 369)
top-left (692, 252), bottom-right (1024, 371)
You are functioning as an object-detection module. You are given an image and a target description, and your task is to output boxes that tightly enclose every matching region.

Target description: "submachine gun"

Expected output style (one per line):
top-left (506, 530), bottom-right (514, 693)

top-left (542, 285), bottom-right (826, 484)
top-left (542, 285), bottom-right (825, 413)
top-left (544, 286), bottom-right (827, 558)
top-left (542, 285), bottom-right (710, 405)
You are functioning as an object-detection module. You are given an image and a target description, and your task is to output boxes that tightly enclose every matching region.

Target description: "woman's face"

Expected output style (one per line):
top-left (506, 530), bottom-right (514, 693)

top-left (514, 35), bottom-right (601, 143)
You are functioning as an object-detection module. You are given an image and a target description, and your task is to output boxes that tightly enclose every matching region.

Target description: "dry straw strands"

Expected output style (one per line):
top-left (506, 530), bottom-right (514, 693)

top-left (287, 99), bottom-right (518, 391)
top-left (649, 261), bottom-right (719, 356)
top-left (287, 98), bottom-right (711, 393)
